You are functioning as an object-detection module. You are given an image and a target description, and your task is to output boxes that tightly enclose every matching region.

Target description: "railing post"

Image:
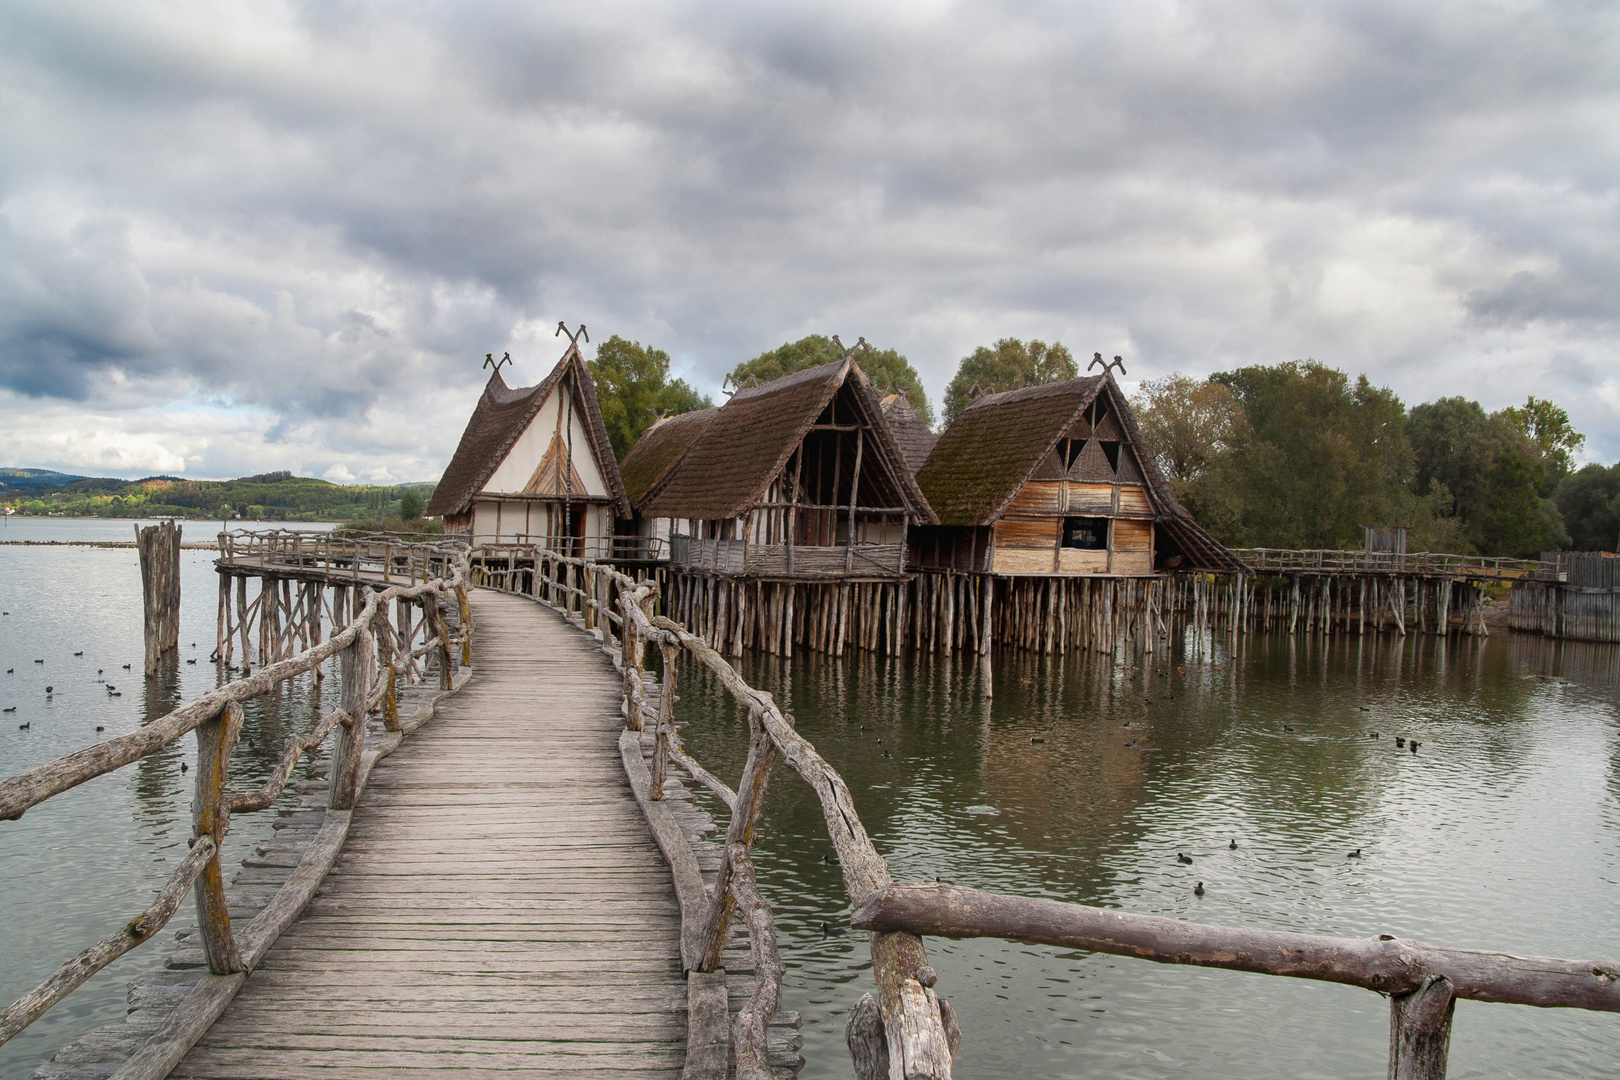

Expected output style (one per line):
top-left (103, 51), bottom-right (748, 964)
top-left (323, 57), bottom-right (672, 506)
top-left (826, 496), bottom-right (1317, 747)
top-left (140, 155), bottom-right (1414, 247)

top-left (623, 596), bottom-right (644, 732)
top-left (1390, 974), bottom-right (1455, 1080)
top-left (456, 584), bottom-right (473, 667)
top-left (329, 624), bottom-right (373, 811)
top-left (697, 709), bottom-right (778, 972)
top-left (192, 701), bottom-right (244, 974)
top-left (650, 642), bottom-right (677, 800)
top-left (428, 595), bottom-right (454, 690)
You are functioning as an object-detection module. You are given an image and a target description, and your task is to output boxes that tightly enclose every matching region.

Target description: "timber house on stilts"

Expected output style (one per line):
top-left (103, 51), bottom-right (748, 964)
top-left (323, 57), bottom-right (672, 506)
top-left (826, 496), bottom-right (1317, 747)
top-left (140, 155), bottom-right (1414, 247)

top-left (618, 355), bottom-right (937, 656)
top-left (910, 374), bottom-right (1244, 657)
top-left (427, 339), bottom-right (631, 555)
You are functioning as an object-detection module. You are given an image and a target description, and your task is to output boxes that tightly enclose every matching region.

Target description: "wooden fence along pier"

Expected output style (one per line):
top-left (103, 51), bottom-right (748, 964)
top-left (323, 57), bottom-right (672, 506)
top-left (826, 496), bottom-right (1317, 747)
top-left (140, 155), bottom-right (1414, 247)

top-left (2, 531), bottom-right (1618, 1079)
top-left (1510, 551), bottom-right (1620, 642)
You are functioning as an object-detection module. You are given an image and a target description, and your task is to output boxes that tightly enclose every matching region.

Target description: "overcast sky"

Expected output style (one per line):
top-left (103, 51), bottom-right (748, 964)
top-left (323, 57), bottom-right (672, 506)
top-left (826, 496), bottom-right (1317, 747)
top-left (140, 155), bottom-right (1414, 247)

top-left (2, 0), bottom-right (1616, 483)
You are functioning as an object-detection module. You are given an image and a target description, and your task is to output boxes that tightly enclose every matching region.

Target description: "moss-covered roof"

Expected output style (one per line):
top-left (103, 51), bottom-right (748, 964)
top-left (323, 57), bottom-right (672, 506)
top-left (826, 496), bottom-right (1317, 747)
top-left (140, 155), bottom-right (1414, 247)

top-left (917, 377), bottom-right (1106, 526)
top-left (916, 375), bottom-right (1245, 573)
top-left (618, 407), bottom-right (717, 510)
top-left (880, 393), bottom-right (936, 476)
top-left (643, 358), bottom-right (935, 523)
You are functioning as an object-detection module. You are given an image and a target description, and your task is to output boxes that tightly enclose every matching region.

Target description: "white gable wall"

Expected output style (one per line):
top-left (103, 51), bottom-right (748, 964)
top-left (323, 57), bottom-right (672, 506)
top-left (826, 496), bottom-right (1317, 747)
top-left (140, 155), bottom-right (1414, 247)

top-left (481, 384), bottom-right (611, 499)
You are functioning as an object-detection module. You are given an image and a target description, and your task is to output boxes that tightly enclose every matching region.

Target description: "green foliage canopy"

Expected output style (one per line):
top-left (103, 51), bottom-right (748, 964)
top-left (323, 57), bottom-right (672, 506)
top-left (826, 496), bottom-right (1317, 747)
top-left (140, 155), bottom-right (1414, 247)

top-left (1501, 395), bottom-right (1586, 493)
top-left (729, 335), bottom-right (934, 428)
top-left (1126, 362), bottom-right (1594, 558)
top-left (1130, 375), bottom-right (1246, 484)
top-left (589, 335), bottom-right (713, 460)
top-left (1200, 362), bottom-right (1412, 549)
top-left (942, 339), bottom-right (1077, 426)
top-left (1554, 463), bottom-right (1620, 551)
top-left (1406, 397), bottom-right (1567, 556)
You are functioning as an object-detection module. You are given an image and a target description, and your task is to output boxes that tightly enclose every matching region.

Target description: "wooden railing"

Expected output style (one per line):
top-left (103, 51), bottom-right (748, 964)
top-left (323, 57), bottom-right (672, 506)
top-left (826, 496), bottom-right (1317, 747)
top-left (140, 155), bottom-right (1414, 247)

top-left (486, 542), bottom-right (1619, 1080)
top-left (446, 534), bottom-right (669, 562)
top-left (0, 540), bottom-right (473, 1054)
top-left (1232, 547), bottom-right (1546, 581)
top-left (218, 529), bottom-right (462, 585)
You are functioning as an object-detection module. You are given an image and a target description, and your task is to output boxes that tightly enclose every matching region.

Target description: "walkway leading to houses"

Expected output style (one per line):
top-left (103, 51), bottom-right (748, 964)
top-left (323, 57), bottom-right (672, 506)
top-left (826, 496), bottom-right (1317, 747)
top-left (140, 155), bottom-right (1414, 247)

top-left (172, 589), bottom-right (688, 1079)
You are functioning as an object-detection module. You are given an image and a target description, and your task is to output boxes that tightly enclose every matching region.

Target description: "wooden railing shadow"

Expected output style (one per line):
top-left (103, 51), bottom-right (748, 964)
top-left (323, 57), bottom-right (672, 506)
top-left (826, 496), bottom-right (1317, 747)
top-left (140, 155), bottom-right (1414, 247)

top-left (483, 542), bottom-right (1620, 1080)
top-left (0, 537), bottom-right (474, 1077)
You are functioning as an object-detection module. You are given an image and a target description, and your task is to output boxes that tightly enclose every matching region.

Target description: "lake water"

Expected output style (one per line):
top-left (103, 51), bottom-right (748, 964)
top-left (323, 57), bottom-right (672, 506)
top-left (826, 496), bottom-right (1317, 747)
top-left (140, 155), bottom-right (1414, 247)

top-left (0, 520), bottom-right (337, 1080)
top-left (3, 528), bottom-right (1616, 1079)
top-left (674, 625), bottom-right (1620, 1079)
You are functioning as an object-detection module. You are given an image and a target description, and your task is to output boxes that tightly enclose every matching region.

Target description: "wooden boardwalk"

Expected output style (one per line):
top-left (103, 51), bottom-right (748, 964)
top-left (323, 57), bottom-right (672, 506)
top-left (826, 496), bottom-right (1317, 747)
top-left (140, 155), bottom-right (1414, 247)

top-left (172, 589), bottom-right (688, 1079)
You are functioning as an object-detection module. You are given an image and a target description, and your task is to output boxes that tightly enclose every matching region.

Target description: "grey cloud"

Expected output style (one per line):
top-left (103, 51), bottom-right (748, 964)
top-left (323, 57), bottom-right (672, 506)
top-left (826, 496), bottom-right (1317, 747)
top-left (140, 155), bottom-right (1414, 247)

top-left (0, 0), bottom-right (1617, 479)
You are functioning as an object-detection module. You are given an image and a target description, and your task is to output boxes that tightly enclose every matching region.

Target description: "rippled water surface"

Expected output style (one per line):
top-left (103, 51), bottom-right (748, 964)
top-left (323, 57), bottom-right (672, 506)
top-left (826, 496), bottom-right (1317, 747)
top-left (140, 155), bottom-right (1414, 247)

top-left (674, 627), bottom-right (1620, 1079)
top-left (1, 522), bottom-right (337, 1080)
top-left (4, 526), bottom-right (1617, 1080)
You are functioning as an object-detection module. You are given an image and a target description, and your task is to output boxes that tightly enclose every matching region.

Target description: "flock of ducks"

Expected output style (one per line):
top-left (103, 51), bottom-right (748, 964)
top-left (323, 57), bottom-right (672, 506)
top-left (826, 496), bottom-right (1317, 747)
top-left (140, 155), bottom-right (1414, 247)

top-left (6, 643), bottom-right (204, 729)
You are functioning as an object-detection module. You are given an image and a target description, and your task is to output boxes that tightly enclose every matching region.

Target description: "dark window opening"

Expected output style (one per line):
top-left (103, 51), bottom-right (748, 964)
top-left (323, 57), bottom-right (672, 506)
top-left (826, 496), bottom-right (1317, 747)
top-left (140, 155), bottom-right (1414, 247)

top-left (1099, 441), bottom-right (1121, 472)
top-left (1063, 516), bottom-right (1109, 550)
top-left (1057, 438), bottom-right (1083, 468)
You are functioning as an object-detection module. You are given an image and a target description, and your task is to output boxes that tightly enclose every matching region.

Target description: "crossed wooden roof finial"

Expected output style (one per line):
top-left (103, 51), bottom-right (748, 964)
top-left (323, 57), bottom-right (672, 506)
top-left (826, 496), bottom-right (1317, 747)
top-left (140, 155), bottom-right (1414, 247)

top-left (555, 322), bottom-right (589, 347)
top-left (832, 334), bottom-right (870, 361)
top-left (1088, 352), bottom-right (1127, 376)
top-left (483, 352), bottom-right (512, 373)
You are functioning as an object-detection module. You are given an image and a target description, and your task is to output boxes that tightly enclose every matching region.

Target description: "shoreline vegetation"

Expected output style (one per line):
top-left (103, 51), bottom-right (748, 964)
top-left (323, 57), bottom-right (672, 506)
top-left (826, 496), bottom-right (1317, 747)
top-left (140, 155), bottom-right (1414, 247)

top-left (0, 469), bottom-right (438, 531)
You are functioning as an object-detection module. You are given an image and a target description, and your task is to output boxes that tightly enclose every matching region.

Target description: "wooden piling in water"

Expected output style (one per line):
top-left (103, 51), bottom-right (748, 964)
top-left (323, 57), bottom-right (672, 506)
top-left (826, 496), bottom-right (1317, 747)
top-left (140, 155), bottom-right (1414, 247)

top-left (136, 520), bottom-right (182, 678)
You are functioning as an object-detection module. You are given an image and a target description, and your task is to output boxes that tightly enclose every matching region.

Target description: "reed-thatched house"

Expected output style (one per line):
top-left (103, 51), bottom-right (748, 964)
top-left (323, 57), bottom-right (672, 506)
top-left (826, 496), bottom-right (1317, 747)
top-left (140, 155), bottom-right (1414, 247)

top-left (629, 356), bottom-right (935, 579)
top-left (913, 374), bottom-right (1241, 576)
top-left (616, 405), bottom-right (719, 558)
top-left (427, 343), bottom-right (630, 553)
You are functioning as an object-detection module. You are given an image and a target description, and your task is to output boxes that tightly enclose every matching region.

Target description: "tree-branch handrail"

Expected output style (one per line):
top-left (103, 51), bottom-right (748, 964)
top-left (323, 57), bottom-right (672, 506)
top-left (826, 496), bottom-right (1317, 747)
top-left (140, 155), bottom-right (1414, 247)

top-left (0, 538), bottom-right (472, 1050)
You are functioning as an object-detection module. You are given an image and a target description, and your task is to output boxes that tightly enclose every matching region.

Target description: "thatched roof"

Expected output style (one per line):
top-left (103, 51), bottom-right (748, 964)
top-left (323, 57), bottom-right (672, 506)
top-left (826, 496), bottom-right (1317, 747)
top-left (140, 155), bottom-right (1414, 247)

top-left (642, 358), bottom-right (935, 523)
top-left (619, 407), bottom-right (718, 510)
top-left (916, 375), bottom-right (1242, 573)
top-left (918, 377), bottom-right (1106, 526)
top-left (426, 345), bottom-right (630, 519)
top-left (880, 393), bottom-right (936, 476)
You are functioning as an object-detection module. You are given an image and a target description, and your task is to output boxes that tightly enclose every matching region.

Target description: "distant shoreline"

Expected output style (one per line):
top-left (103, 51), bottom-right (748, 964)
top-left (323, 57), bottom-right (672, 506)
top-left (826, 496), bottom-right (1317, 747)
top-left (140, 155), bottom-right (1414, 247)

top-left (0, 540), bottom-right (223, 549)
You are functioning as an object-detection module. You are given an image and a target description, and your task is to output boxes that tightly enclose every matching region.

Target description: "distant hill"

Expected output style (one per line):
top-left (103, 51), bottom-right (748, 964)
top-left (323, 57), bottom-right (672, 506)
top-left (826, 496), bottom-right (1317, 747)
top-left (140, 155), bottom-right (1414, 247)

top-left (0, 468), bottom-right (437, 522)
top-left (0, 467), bottom-right (110, 492)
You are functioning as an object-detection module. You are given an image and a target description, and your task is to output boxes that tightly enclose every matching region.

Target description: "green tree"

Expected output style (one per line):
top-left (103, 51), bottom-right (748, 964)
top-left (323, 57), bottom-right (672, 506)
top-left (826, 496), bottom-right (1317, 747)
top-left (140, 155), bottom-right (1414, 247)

top-left (590, 335), bottom-right (713, 459)
top-left (941, 338), bottom-right (1077, 426)
top-left (1500, 395), bottom-right (1586, 494)
top-left (1554, 463), bottom-right (1620, 551)
top-left (399, 490), bottom-right (424, 521)
top-left (730, 335), bottom-right (933, 428)
top-left (1475, 451), bottom-right (1558, 557)
top-left (1208, 361), bottom-right (1412, 548)
top-left (1130, 375), bottom-right (1246, 484)
top-left (1407, 398), bottom-right (1564, 555)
